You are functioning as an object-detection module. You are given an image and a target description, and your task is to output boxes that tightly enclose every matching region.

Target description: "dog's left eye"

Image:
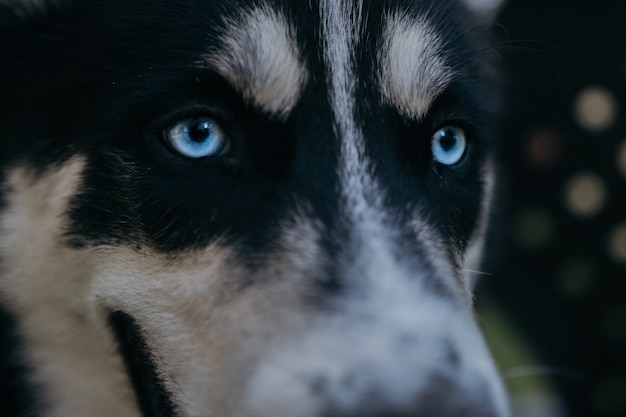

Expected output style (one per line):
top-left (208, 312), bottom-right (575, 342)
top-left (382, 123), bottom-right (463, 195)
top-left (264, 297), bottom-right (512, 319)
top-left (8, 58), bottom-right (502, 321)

top-left (164, 117), bottom-right (229, 158)
top-left (431, 126), bottom-right (467, 166)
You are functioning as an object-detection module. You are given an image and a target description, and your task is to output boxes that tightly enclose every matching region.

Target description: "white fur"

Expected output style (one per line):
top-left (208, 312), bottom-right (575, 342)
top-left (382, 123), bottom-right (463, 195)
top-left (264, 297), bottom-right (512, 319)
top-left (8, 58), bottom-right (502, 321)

top-left (269, 4), bottom-right (508, 415)
top-left (410, 214), bottom-right (472, 301)
top-left (319, 1), bottom-right (465, 301)
top-left (379, 12), bottom-right (454, 120)
top-left (463, 157), bottom-right (497, 290)
top-left (244, 279), bottom-right (509, 417)
top-left (0, 161), bottom-right (328, 417)
top-left (319, 0), bottom-right (391, 259)
top-left (0, 155), bottom-right (503, 416)
top-left (0, 3), bottom-right (507, 416)
top-left (204, 7), bottom-right (307, 118)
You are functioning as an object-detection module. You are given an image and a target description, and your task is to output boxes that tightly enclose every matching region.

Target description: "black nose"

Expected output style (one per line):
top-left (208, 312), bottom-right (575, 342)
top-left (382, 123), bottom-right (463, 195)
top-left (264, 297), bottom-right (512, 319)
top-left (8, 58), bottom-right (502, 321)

top-left (325, 374), bottom-right (503, 417)
top-left (412, 374), bottom-right (502, 417)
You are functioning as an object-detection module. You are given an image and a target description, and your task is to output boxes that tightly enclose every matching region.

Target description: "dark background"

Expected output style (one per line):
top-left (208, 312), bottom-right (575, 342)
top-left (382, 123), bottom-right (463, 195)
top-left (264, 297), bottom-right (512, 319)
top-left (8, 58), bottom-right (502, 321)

top-left (479, 0), bottom-right (626, 416)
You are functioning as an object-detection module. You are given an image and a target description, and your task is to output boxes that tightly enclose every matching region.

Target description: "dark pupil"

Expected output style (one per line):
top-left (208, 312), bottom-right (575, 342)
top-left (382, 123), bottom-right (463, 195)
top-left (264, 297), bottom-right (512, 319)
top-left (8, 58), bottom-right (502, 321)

top-left (439, 130), bottom-right (457, 151)
top-left (188, 120), bottom-right (211, 143)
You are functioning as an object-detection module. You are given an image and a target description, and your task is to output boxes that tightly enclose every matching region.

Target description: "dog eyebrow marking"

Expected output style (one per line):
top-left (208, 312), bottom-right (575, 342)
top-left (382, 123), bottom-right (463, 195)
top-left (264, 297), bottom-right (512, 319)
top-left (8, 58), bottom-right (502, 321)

top-left (319, 1), bottom-right (465, 304)
top-left (378, 12), bottom-right (454, 120)
top-left (203, 7), bottom-right (307, 119)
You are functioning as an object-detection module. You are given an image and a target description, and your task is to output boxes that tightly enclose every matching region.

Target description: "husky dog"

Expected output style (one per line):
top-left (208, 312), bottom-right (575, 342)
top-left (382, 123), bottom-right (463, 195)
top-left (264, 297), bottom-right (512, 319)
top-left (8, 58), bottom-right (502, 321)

top-left (0, 0), bottom-right (509, 416)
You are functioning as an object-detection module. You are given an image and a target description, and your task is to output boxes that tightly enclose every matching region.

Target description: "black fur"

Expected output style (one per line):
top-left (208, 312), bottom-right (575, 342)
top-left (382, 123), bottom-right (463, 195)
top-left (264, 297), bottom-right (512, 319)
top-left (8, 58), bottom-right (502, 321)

top-left (108, 311), bottom-right (176, 417)
top-left (0, 306), bottom-right (40, 417)
top-left (0, 0), bottom-right (493, 255)
top-left (0, 1), bottom-right (500, 416)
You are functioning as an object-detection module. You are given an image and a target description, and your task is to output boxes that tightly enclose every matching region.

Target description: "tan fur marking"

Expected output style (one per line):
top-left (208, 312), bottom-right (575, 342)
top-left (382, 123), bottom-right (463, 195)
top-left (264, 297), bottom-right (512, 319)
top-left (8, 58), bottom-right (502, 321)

top-left (89, 212), bottom-right (325, 416)
top-left (0, 158), bottom-right (140, 417)
top-left (379, 12), bottom-right (454, 120)
top-left (204, 7), bottom-right (307, 118)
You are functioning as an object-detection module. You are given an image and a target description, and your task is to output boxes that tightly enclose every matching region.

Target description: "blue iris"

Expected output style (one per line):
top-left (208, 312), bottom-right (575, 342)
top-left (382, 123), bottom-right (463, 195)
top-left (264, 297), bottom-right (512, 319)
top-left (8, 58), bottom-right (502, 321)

top-left (431, 126), bottom-right (467, 166)
top-left (165, 117), bottom-right (228, 158)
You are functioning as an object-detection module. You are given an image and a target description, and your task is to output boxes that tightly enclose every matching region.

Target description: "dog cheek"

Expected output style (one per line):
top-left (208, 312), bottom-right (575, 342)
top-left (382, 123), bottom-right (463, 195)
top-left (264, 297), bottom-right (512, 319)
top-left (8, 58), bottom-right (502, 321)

top-left (462, 157), bottom-right (496, 290)
top-left (86, 227), bottom-right (322, 417)
top-left (0, 157), bottom-right (142, 417)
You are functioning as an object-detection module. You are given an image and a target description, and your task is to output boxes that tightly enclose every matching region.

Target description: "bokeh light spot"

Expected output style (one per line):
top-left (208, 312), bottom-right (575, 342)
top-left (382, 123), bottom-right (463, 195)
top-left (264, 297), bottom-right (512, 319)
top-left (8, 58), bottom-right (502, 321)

top-left (607, 223), bottom-right (626, 264)
top-left (563, 171), bottom-right (608, 218)
top-left (616, 139), bottom-right (626, 179)
top-left (573, 86), bottom-right (617, 133)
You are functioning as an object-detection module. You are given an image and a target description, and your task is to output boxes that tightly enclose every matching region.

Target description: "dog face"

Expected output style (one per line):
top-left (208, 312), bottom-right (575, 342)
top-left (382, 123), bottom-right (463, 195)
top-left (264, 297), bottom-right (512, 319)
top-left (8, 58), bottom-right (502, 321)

top-left (0, 1), bottom-right (508, 416)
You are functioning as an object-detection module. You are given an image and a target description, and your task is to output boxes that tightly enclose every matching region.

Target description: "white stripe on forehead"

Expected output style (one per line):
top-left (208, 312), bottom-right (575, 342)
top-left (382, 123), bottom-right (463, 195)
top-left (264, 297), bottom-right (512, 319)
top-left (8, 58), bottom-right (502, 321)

top-left (319, 0), bottom-right (405, 286)
top-left (319, 0), bottom-right (363, 141)
top-left (379, 12), bottom-right (454, 120)
top-left (319, 0), bottom-right (378, 208)
top-left (204, 7), bottom-right (307, 118)
top-left (319, 2), bottom-right (465, 300)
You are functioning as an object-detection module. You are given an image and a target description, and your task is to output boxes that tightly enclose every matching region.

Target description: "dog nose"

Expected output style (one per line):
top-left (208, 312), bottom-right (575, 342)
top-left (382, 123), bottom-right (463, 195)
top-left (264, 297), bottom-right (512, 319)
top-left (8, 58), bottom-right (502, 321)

top-left (243, 293), bottom-right (510, 417)
top-left (324, 374), bottom-right (503, 417)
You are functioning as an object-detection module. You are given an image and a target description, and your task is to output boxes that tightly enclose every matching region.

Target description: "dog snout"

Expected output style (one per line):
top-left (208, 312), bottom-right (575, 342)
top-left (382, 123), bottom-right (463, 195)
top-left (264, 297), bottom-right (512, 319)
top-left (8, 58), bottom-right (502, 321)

top-left (243, 315), bottom-right (510, 417)
top-left (410, 375), bottom-right (503, 417)
top-left (316, 373), bottom-right (503, 417)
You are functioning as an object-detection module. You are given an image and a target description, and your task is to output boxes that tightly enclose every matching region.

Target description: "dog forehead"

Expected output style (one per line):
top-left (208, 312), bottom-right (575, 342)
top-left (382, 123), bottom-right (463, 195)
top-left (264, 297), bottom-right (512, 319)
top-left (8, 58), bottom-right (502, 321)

top-left (198, 0), bottom-right (461, 121)
top-left (377, 11), bottom-right (454, 120)
top-left (202, 6), bottom-right (307, 119)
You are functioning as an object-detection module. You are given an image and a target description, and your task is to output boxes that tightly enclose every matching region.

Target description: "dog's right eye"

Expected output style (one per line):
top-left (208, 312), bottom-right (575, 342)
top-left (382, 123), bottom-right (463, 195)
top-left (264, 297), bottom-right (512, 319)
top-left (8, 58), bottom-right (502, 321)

top-left (164, 116), bottom-right (230, 158)
top-left (431, 126), bottom-right (467, 166)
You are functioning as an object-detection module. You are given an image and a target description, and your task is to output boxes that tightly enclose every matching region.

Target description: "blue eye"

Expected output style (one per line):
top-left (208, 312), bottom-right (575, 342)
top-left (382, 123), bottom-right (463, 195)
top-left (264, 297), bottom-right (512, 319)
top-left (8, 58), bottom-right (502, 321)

top-left (431, 126), bottom-right (467, 166)
top-left (164, 117), bottom-right (229, 158)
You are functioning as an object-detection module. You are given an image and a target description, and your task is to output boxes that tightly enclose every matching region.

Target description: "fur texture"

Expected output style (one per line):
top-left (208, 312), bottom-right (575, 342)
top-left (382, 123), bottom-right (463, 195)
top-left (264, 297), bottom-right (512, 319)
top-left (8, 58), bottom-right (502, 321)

top-left (0, 1), bottom-right (508, 416)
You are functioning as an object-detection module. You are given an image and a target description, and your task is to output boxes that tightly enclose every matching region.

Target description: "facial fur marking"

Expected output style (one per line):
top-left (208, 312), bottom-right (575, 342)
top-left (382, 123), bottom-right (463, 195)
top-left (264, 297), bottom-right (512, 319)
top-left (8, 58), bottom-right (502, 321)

top-left (319, 0), bottom-right (383, 215)
top-left (319, 1), bottom-right (408, 289)
top-left (0, 1), bottom-right (509, 416)
top-left (319, 1), bottom-right (432, 304)
top-left (378, 12), bottom-right (454, 120)
top-left (0, 157), bottom-right (140, 417)
top-left (204, 7), bottom-right (307, 118)
top-left (319, 2), bottom-right (453, 324)
top-left (463, 156), bottom-right (496, 290)
top-left (319, 0), bottom-right (363, 144)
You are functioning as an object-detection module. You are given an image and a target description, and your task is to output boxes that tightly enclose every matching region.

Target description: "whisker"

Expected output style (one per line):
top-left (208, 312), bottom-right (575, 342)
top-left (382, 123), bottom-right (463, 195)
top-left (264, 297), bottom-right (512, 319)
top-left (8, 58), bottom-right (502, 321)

top-left (493, 39), bottom-right (576, 78)
top-left (503, 366), bottom-right (585, 382)
top-left (463, 268), bottom-right (494, 276)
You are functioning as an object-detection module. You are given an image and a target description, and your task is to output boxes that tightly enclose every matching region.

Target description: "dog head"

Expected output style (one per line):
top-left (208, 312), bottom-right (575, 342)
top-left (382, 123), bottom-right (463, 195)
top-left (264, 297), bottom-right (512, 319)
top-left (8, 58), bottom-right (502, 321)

top-left (0, 1), bottom-right (508, 416)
